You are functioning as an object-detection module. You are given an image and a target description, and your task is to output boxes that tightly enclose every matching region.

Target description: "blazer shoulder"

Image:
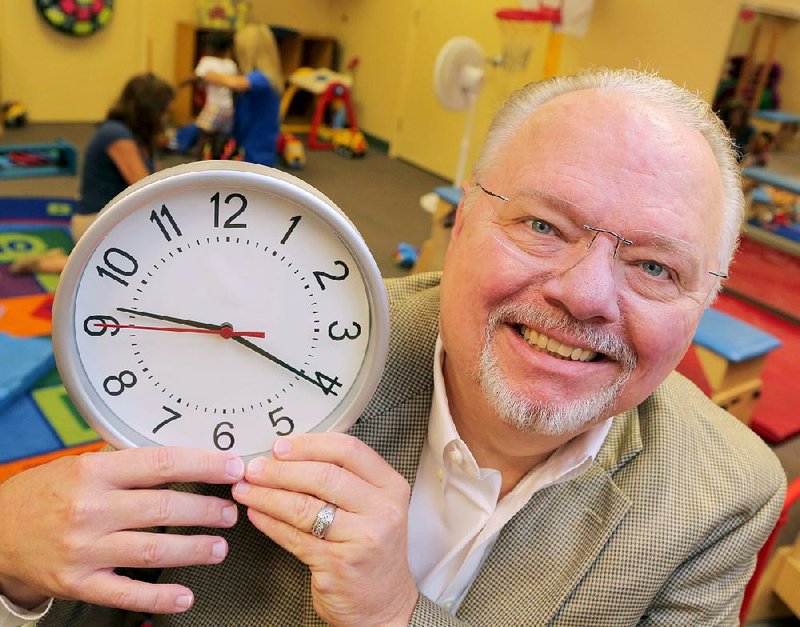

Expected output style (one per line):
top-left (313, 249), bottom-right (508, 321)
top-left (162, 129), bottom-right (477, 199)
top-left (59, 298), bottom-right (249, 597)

top-left (635, 372), bottom-right (786, 510)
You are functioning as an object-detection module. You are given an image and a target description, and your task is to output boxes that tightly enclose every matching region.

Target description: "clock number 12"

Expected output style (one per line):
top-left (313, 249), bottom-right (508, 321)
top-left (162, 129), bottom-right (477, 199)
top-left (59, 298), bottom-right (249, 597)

top-left (211, 192), bottom-right (247, 229)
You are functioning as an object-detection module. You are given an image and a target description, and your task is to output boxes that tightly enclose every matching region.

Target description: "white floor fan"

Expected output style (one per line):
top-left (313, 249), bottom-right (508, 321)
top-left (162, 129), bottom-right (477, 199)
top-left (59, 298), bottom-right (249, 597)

top-left (432, 36), bottom-right (487, 188)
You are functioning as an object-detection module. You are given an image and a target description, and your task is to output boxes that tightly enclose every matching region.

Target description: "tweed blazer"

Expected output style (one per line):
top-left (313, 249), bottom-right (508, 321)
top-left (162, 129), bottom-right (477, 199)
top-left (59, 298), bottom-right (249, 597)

top-left (39, 272), bottom-right (786, 627)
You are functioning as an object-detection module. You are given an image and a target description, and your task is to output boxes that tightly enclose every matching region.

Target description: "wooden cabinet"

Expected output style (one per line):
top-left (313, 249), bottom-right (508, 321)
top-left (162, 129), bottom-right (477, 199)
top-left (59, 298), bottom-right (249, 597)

top-left (172, 22), bottom-right (338, 126)
top-left (272, 26), bottom-right (337, 81)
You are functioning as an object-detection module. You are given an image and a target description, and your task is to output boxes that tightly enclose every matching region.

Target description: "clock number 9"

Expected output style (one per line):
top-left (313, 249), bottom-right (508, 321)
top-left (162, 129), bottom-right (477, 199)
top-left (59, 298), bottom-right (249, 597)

top-left (103, 370), bottom-right (137, 396)
top-left (84, 315), bottom-right (120, 336)
top-left (211, 192), bottom-right (247, 229)
top-left (213, 421), bottom-right (235, 450)
top-left (268, 406), bottom-right (294, 436)
top-left (328, 321), bottom-right (361, 341)
top-left (96, 247), bottom-right (138, 287)
top-left (313, 260), bottom-right (350, 291)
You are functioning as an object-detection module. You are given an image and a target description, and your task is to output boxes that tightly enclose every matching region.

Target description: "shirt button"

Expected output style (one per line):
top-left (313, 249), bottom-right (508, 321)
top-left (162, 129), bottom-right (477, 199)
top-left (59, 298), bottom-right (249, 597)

top-left (443, 600), bottom-right (454, 610)
top-left (436, 467), bottom-right (444, 481)
top-left (448, 447), bottom-right (464, 465)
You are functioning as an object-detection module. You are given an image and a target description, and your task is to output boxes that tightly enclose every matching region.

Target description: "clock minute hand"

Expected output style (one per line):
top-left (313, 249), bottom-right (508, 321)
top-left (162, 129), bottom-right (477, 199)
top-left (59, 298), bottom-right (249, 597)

top-left (230, 335), bottom-right (335, 396)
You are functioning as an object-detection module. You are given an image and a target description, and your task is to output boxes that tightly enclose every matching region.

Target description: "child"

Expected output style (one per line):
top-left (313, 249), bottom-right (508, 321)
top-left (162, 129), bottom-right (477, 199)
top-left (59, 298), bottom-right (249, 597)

top-left (194, 31), bottom-right (238, 153)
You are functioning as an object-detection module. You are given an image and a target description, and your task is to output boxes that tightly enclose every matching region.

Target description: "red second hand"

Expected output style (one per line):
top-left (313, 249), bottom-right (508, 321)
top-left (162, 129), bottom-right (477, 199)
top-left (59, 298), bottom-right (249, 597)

top-left (94, 323), bottom-right (265, 339)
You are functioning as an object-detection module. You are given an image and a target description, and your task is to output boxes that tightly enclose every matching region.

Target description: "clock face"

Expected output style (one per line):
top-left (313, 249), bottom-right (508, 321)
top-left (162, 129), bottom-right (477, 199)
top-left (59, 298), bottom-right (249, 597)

top-left (53, 162), bottom-right (388, 459)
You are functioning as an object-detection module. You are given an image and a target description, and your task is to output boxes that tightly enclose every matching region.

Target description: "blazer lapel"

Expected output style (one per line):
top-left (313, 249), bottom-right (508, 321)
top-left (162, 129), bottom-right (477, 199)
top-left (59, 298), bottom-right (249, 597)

top-left (458, 411), bottom-right (643, 624)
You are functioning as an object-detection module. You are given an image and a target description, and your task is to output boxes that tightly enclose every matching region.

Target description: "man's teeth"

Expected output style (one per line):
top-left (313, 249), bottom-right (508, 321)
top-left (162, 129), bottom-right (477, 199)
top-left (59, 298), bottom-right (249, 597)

top-left (521, 327), bottom-right (597, 362)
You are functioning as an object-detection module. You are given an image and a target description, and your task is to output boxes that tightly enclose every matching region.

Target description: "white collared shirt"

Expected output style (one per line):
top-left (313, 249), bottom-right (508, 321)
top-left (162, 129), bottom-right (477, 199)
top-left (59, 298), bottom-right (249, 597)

top-left (407, 336), bottom-right (611, 613)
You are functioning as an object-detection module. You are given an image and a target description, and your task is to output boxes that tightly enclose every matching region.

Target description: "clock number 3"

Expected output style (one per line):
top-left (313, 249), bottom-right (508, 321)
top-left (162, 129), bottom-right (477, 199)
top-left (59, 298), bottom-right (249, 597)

top-left (268, 406), bottom-right (295, 436)
top-left (211, 192), bottom-right (247, 229)
top-left (328, 320), bottom-right (361, 341)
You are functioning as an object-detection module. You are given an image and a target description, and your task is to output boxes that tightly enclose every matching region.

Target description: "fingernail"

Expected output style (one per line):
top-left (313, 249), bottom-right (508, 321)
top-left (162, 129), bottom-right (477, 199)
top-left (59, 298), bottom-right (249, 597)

top-left (273, 438), bottom-right (292, 457)
top-left (247, 457), bottom-right (265, 475)
top-left (175, 594), bottom-right (193, 610)
top-left (226, 457), bottom-right (244, 479)
top-left (222, 504), bottom-right (237, 524)
top-left (233, 481), bottom-right (250, 495)
top-left (211, 540), bottom-right (227, 559)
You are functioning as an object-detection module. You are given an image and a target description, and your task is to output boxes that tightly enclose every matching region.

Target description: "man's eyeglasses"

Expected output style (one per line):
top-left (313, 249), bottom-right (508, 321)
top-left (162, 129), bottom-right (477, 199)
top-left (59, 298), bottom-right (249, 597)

top-left (475, 183), bottom-right (728, 310)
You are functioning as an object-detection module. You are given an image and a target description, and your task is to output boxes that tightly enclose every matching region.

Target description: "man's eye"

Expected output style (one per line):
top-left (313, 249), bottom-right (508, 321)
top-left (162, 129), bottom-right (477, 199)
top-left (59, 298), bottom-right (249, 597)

top-left (640, 260), bottom-right (667, 278)
top-left (526, 218), bottom-right (554, 235)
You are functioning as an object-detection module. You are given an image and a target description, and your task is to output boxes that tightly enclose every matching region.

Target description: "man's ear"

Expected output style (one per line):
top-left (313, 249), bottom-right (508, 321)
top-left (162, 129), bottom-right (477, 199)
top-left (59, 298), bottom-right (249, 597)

top-left (449, 184), bottom-right (470, 242)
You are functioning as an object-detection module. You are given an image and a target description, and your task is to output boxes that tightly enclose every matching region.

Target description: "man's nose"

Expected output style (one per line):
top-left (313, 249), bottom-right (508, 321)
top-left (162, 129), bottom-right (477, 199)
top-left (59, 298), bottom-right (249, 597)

top-left (540, 238), bottom-right (622, 323)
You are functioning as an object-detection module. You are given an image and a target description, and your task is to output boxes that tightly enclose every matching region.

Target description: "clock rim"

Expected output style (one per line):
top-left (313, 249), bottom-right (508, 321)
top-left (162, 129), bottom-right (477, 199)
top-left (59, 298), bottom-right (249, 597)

top-left (53, 161), bottom-right (390, 460)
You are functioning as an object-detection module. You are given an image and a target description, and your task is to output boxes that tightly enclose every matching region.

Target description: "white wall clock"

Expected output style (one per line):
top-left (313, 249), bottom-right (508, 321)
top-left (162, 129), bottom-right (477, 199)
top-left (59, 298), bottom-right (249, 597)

top-left (53, 161), bottom-right (389, 460)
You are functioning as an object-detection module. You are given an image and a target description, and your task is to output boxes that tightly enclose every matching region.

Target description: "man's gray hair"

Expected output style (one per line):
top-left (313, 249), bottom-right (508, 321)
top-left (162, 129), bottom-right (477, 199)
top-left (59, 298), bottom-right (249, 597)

top-left (472, 68), bottom-right (744, 274)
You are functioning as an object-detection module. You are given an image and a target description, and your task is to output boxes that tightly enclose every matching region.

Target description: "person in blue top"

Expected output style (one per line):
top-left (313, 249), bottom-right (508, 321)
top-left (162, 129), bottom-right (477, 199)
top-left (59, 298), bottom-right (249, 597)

top-left (202, 23), bottom-right (284, 167)
top-left (10, 73), bottom-right (174, 274)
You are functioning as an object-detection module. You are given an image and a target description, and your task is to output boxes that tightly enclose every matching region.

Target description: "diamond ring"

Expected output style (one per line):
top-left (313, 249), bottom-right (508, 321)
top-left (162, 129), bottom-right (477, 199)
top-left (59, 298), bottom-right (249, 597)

top-left (311, 503), bottom-right (337, 539)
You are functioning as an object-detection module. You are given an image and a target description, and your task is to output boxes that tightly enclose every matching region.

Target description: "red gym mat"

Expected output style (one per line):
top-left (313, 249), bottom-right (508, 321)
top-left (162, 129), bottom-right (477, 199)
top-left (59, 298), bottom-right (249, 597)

top-left (725, 233), bottom-right (800, 322)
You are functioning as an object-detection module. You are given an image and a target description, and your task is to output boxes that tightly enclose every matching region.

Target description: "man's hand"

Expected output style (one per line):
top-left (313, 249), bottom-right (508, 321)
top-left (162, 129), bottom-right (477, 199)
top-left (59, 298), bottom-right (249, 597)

top-left (0, 447), bottom-right (245, 614)
top-left (233, 433), bottom-right (419, 627)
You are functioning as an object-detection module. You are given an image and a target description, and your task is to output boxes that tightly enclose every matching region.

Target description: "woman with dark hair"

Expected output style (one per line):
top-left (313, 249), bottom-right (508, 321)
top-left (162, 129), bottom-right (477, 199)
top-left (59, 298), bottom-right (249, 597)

top-left (11, 73), bottom-right (174, 274)
top-left (72, 72), bottom-right (175, 239)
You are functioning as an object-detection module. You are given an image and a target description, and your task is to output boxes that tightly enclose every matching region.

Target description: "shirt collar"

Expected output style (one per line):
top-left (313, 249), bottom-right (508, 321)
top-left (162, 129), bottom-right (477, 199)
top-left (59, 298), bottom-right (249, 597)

top-left (429, 334), bottom-right (612, 486)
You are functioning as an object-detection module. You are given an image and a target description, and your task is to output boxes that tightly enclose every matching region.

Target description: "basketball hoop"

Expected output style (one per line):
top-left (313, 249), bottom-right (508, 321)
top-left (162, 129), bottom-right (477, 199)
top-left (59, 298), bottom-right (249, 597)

top-left (495, 7), bottom-right (561, 71)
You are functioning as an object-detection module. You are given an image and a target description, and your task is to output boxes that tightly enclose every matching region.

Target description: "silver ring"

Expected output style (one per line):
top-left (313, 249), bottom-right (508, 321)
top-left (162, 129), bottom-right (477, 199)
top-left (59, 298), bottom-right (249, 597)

top-left (311, 503), bottom-right (337, 539)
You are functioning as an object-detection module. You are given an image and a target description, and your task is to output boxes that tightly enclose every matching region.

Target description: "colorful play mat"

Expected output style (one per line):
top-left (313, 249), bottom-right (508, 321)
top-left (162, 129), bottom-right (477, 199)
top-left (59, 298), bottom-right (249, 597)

top-left (0, 197), bottom-right (103, 481)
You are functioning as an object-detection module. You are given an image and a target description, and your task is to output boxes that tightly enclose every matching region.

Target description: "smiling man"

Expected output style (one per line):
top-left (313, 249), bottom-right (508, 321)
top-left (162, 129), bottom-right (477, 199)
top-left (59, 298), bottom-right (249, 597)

top-left (0, 69), bottom-right (786, 627)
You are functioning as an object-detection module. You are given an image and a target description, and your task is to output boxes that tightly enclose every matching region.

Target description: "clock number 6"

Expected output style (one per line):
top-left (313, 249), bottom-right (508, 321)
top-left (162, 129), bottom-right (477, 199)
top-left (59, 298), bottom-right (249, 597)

top-left (213, 421), bottom-right (235, 450)
top-left (96, 247), bottom-right (138, 287)
top-left (103, 370), bottom-right (137, 396)
top-left (268, 406), bottom-right (295, 436)
top-left (211, 192), bottom-right (247, 229)
top-left (313, 260), bottom-right (349, 291)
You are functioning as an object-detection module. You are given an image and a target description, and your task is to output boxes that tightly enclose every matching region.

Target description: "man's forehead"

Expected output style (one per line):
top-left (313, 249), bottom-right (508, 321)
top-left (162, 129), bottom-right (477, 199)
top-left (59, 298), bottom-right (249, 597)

top-left (488, 88), bottom-right (725, 260)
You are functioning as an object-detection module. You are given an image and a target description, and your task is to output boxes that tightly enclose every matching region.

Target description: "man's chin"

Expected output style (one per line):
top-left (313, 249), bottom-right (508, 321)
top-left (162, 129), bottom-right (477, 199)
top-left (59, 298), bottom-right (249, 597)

top-left (479, 357), bottom-right (623, 436)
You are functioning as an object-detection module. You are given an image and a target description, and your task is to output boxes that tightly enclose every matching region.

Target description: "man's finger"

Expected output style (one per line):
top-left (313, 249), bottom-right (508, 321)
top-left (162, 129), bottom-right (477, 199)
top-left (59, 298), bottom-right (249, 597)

top-left (97, 490), bottom-right (238, 530)
top-left (233, 483), bottom-right (348, 542)
top-left (270, 433), bottom-right (400, 489)
top-left (82, 573), bottom-right (196, 615)
top-left (93, 531), bottom-right (229, 570)
top-left (80, 447), bottom-right (245, 489)
top-left (243, 458), bottom-right (373, 513)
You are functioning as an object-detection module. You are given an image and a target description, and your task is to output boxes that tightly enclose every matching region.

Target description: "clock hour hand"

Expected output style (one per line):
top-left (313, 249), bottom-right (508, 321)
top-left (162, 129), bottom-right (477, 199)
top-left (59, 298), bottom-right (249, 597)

top-left (115, 307), bottom-right (265, 339)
